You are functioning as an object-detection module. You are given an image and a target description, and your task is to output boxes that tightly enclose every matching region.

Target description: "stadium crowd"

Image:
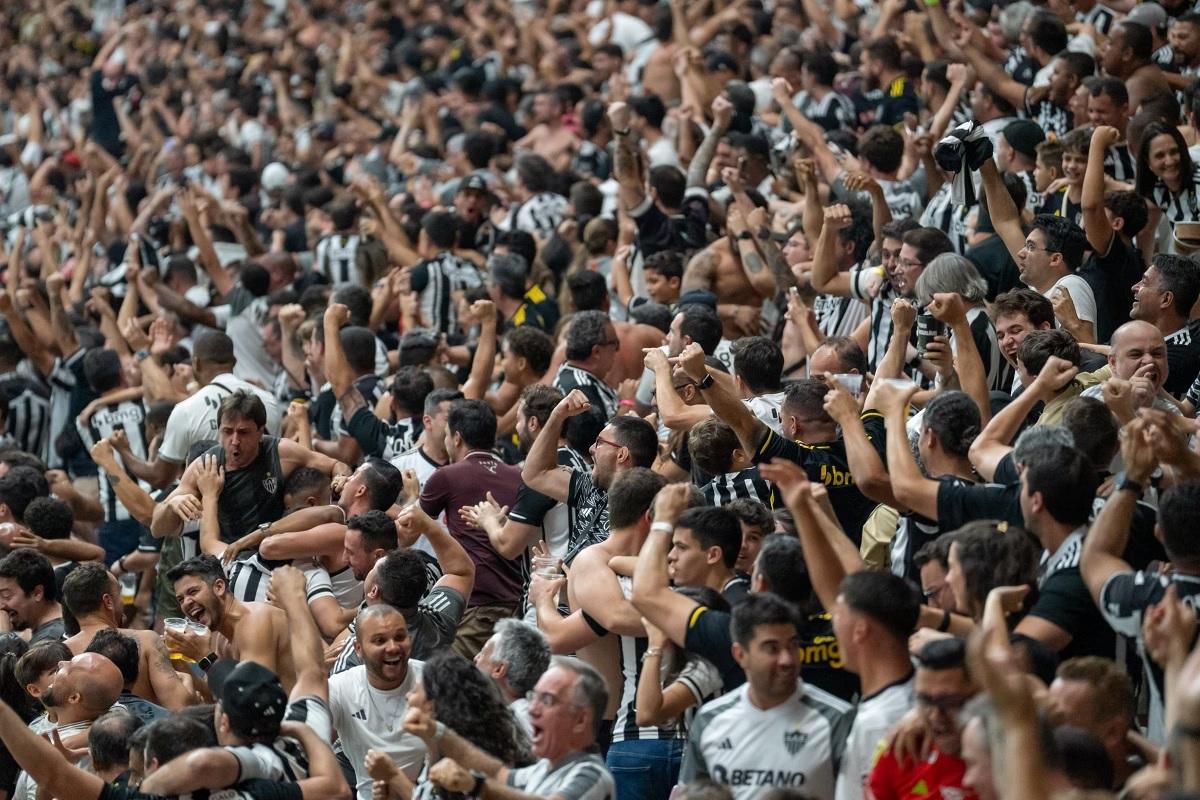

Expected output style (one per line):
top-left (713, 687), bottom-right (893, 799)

top-left (2, 0), bottom-right (1200, 798)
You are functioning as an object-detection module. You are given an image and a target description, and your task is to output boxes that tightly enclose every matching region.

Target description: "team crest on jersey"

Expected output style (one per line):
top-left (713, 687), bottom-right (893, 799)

top-left (783, 729), bottom-right (808, 755)
top-left (263, 473), bottom-right (277, 494)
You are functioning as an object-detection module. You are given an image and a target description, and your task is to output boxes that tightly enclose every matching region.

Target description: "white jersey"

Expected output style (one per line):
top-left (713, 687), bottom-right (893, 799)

top-left (389, 446), bottom-right (445, 557)
top-left (329, 662), bottom-right (427, 800)
top-left (835, 675), bottom-right (915, 800)
top-left (157, 373), bottom-right (282, 463)
top-left (507, 751), bottom-right (615, 800)
top-left (681, 680), bottom-right (854, 800)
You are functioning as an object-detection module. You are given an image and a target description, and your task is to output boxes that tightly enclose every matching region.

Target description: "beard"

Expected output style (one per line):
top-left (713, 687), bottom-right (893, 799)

top-left (41, 684), bottom-right (62, 708)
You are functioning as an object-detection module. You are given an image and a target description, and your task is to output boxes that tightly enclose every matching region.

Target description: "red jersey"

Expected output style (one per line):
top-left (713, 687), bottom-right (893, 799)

top-left (867, 746), bottom-right (976, 800)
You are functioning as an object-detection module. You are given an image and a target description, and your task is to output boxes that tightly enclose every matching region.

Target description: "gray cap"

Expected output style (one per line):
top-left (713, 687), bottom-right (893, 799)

top-left (1126, 2), bottom-right (1167, 31)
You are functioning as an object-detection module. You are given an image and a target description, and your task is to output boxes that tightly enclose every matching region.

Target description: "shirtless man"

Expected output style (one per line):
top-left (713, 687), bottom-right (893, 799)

top-left (681, 210), bottom-right (777, 339)
top-left (61, 563), bottom-right (192, 711)
top-left (164, 554), bottom-right (297, 693)
top-left (515, 90), bottom-right (579, 171)
top-left (1104, 21), bottom-right (1172, 110)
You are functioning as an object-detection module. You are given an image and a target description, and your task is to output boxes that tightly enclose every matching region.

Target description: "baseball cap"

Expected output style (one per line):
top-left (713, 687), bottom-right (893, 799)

top-left (207, 660), bottom-right (287, 739)
top-left (1126, 2), bottom-right (1167, 31)
top-left (459, 174), bottom-right (490, 194)
top-left (1002, 119), bottom-right (1046, 161)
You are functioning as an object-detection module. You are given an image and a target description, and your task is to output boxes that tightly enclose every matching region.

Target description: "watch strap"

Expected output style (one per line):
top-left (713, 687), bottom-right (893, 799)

top-left (198, 653), bottom-right (219, 672)
top-left (697, 373), bottom-right (715, 390)
top-left (471, 770), bottom-right (487, 796)
top-left (736, 230), bottom-right (754, 240)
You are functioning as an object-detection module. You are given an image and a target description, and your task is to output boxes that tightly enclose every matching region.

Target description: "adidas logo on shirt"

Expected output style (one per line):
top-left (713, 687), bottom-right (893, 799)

top-left (718, 738), bottom-right (733, 750)
top-left (353, 708), bottom-right (368, 721)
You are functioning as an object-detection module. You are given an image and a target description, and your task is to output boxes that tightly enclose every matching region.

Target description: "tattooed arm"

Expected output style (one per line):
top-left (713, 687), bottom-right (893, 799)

top-left (681, 247), bottom-right (719, 293)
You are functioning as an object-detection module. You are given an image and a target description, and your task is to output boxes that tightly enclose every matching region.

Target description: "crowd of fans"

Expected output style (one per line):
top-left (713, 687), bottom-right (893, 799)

top-left (4, 0), bottom-right (1200, 799)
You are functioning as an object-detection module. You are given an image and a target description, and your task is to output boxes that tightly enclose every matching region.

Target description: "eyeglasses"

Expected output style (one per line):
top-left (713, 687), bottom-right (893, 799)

top-left (922, 584), bottom-right (945, 603)
top-left (594, 435), bottom-right (623, 450)
top-left (527, 690), bottom-right (564, 709)
top-left (1020, 240), bottom-right (1056, 254)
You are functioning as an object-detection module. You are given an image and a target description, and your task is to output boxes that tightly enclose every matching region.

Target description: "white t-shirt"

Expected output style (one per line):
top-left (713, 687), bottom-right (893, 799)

top-left (157, 373), bottom-right (282, 463)
top-left (1044, 274), bottom-right (1097, 330)
top-left (329, 661), bottom-right (427, 800)
top-left (835, 675), bottom-right (915, 800)
top-left (744, 391), bottom-right (786, 435)
top-left (389, 447), bottom-right (444, 557)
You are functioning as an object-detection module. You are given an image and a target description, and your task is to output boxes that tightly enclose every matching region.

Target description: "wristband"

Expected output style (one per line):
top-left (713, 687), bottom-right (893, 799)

top-left (434, 721), bottom-right (446, 743)
top-left (619, 399), bottom-right (636, 408)
top-left (924, 0), bottom-right (940, 6)
top-left (650, 522), bottom-right (675, 535)
top-left (756, 228), bottom-right (771, 240)
top-left (937, 610), bottom-right (952, 632)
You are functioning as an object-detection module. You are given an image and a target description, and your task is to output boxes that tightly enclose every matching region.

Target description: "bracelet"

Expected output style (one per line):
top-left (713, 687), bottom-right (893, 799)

top-left (118, 556), bottom-right (128, 573)
top-left (434, 721), bottom-right (446, 743)
top-left (642, 647), bottom-right (664, 662)
top-left (619, 399), bottom-right (636, 408)
top-left (650, 522), bottom-right (674, 535)
top-left (937, 610), bottom-right (951, 632)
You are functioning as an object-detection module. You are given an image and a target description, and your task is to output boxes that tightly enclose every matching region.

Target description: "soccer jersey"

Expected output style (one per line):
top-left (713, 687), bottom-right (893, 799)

top-left (745, 391), bottom-right (785, 435)
top-left (1029, 530), bottom-right (1116, 661)
top-left (554, 363), bottom-right (618, 420)
top-left (700, 467), bottom-right (775, 508)
top-left (507, 751), bottom-right (615, 800)
top-left (682, 680), bottom-right (855, 800)
top-left (314, 233), bottom-right (365, 288)
top-left (409, 252), bottom-right (484, 335)
top-left (1153, 164), bottom-right (1200, 227)
top-left (0, 372), bottom-right (48, 464)
top-left (346, 409), bottom-right (423, 460)
top-left (837, 675), bottom-right (915, 800)
top-left (76, 397), bottom-right (150, 522)
top-left (158, 373), bottom-right (281, 463)
top-left (510, 192), bottom-right (569, 238)
top-left (329, 662), bottom-right (427, 800)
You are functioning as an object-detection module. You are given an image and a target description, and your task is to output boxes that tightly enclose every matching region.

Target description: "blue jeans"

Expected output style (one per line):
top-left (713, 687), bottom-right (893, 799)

top-left (98, 518), bottom-right (145, 568)
top-left (606, 738), bottom-right (684, 800)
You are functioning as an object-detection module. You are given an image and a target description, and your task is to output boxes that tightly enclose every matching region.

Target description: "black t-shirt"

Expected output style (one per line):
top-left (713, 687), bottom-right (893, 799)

top-left (936, 479), bottom-right (1022, 530)
top-left (684, 606), bottom-right (744, 690)
top-left (207, 437), bottom-right (285, 543)
top-left (1030, 535), bottom-right (1117, 661)
top-left (346, 408), bottom-right (423, 460)
top-left (966, 234), bottom-right (1022, 302)
top-left (753, 412), bottom-right (887, 545)
top-left (1165, 319), bottom-right (1200, 398)
top-left (1078, 234), bottom-right (1143, 345)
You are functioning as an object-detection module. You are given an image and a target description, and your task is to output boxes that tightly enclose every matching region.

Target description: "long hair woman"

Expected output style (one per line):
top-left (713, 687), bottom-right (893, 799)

top-left (1136, 121), bottom-right (1200, 232)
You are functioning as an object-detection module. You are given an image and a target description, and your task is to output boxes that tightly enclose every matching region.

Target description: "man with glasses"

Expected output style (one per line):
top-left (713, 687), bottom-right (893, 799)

top-left (868, 638), bottom-right (979, 800)
top-left (979, 157), bottom-right (1098, 343)
top-left (418, 658), bottom-right (615, 800)
top-left (553, 310), bottom-right (621, 420)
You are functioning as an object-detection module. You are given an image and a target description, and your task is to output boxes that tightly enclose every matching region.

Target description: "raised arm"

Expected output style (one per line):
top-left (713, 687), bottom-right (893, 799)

top-left (876, 382), bottom-right (940, 520)
top-left (979, 158), bottom-right (1027, 265)
top-left (0, 697), bottom-right (104, 800)
top-left (520, 391), bottom-right (587, 502)
top-left (89, 438), bottom-right (156, 526)
top-left (608, 103), bottom-right (647, 211)
top-left (397, 504), bottom-right (475, 601)
top-left (462, 300), bottom-right (498, 402)
top-left (967, 356), bottom-right (1078, 481)
top-left (195, 455), bottom-right (228, 558)
top-left (1083, 126), bottom-right (1120, 254)
top-left (823, 382), bottom-right (896, 506)
top-left (0, 290), bottom-right (54, 375)
top-left (686, 96), bottom-right (733, 189)
top-left (179, 188), bottom-right (234, 298)
top-left (46, 272), bottom-right (79, 359)
top-left (809, 205), bottom-right (853, 297)
top-left (678, 342), bottom-right (768, 454)
top-left (630, 483), bottom-right (703, 648)
top-left (268, 565), bottom-right (330, 703)
top-left (932, 293), bottom-right (992, 425)
top-left (1081, 416), bottom-right (1156, 603)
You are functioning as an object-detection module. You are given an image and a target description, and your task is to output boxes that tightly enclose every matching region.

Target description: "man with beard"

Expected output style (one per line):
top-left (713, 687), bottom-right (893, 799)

top-left (0, 549), bottom-right (64, 644)
top-left (1125, 254), bottom-right (1200, 401)
top-left (151, 391), bottom-right (352, 544)
top-left (521, 390), bottom-right (658, 563)
top-left (13, 652), bottom-right (124, 800)
top-left (329, 604), bottom-right (428, 800)
top-left (414, 658), bottom-right (615, 800)
top-left (164, 554), bottom-right (297, 692)
top-left (61, 563), bottom-right (191, 711)
top-left (869, 638), bottom-right (980, 800)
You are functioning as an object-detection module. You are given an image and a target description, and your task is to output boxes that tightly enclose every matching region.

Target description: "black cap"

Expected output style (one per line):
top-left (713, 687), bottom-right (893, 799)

top-left (207, 660), bottom-right (287, 739)
top-left (459, 174), bottom-right (489, 194)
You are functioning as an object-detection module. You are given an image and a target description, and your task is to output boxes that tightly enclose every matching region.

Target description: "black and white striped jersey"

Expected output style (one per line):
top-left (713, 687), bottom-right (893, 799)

top-left (1153, 164), bottom-right (1200, 227)
top-left (920, 183), bottom-right (973, 253)
top-left (510, 192), bottom-right (569, 238)
top-left (813, 295), bottom-right (869, 341)
top-left (795, 90), bottom-right (856, 132)
top-left (46, 349), bottom-right (86, 470)
top-left (0, 372), bottom-right (49, 464)
top-left (1103, 143), bottom-right (1136, 183)
top-left (553, 363), bottom-right (619, 420)
top-left (410, 252), bottom-right (483, 335)
top-left (700, 467), bottom-right (775, 508)
top-left (314, 233), bottom-right (365, 288)
top-left (610, 574), bottom-right (684, 744)
top-left (76, 397), bottom-right (149, 522)
top-left (1077, 3), bottom-right (1116, 36)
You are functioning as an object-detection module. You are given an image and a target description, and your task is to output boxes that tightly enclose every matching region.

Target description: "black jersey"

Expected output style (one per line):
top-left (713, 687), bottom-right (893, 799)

top-left (206, 436), bottom-right (286, 543)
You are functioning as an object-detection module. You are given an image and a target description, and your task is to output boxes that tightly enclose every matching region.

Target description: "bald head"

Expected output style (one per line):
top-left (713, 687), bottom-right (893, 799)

top-left (45, 653), bottom-right (124, 721)
top-left (355, 603), bottom-right (406, 640)
top-left (1109, 320), bottom-right (1168, 388)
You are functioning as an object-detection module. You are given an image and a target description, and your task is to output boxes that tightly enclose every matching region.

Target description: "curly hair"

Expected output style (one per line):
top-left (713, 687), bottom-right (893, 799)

top-left (422, 651), bottom-right (531, 766)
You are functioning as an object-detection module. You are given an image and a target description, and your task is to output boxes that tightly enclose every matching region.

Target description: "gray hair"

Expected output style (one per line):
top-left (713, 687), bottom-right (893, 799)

top-left (1013, 424), bottom-right (1075, 466)
top-left (999, 1), bottom-right (1035, 42)
top-left (493, 618), bottom-right (550, 696)
top-left (915, 254), bottom-right (989, 307)
top-left (551, 656), bottom-right (609, 739)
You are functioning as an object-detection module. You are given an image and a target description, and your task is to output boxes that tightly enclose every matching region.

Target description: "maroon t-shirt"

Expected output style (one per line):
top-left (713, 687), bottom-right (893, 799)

top-left (420, 451), bottom-right (523, 607)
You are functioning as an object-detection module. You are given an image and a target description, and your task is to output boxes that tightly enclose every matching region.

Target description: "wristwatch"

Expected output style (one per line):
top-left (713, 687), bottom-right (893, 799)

top-left (470, 770), bottom-right (488, 797)
top-left (696, 373), bottom-right (715, 390)
top-left (736, 230), bottom-right (754, 240)
top-left (1115, 471), bottom-right (1145, 498)
top-left (198, 652), bottom-right (219, 672)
